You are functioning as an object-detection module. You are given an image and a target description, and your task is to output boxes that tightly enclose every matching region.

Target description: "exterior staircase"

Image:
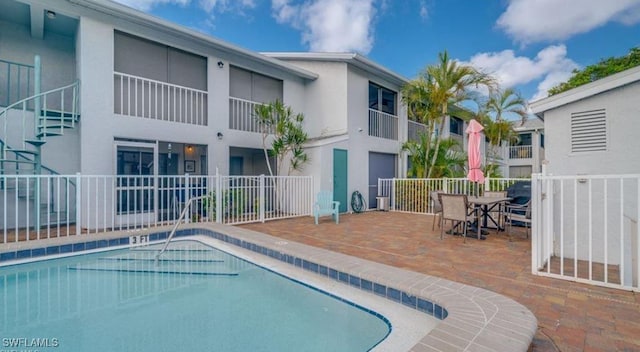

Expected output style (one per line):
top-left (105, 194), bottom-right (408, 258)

top-left (0, 55), bottom-right (80, 230)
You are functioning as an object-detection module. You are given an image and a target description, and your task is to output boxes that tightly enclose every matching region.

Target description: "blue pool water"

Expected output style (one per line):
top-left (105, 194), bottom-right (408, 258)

top-left (0, 240), bottom-right (390, 351)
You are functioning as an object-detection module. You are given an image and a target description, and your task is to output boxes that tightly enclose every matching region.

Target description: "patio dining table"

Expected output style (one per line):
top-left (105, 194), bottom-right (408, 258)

top-left (468, 196), bottom-right (511, 240)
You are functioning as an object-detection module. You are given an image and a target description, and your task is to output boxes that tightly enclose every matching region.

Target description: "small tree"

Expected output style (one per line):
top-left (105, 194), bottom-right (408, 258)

top-left (254, 100), bottom-right (309, 176)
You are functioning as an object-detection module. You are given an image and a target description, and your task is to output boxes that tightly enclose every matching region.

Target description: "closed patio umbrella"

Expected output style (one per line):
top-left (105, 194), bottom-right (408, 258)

top-left (466, 119), bottom-right (485, 185)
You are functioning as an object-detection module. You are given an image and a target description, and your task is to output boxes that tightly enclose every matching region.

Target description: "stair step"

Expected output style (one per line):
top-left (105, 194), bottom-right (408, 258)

top-left (24, 139), bottom-right (46, 147)
top-left (38, 124), bottom-right (74, 130)
top-left (40, 109), bottom-right (78, 119)
top-left (36, 131), bottom-right (63, 138)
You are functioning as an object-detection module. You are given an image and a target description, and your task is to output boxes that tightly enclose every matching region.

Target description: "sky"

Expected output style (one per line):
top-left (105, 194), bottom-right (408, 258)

top-left (113, 0), bottom-right (640, 103)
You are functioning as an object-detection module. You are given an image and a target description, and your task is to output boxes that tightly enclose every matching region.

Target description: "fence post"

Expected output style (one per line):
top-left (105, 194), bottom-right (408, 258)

top-left (531, 173), bottom-right (539, 274)
top-left (485, 177), bottom-right (491, 192)
top-left (443, 177), bottom-right (449, 194)
top-left (391, 178), bottom-right (396, 211)
top-left (75, 172), bottom-right (82, 235)
top-left (215, 171), bottom-right (222, 223)
top-left (185, 173), bottom-right (191, 223)
top-left (259, 174), bottom-right (265, 223)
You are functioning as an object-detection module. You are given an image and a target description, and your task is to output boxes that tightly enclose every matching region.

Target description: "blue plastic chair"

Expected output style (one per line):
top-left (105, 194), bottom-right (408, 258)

top-left (314, 191), bottom-right (340, 225)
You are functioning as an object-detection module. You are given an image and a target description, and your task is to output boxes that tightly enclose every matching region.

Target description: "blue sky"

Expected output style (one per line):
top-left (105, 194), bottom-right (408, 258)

top-left (115, 0), bottom-right (640, 102)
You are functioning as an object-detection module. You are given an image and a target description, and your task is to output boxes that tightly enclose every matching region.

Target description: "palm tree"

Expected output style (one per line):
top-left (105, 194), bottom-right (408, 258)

top-left (482, 88), bottom-right (528, 168)
top-left (402, 133), bottom-right (466, 178)
top-left (402, 50), bottom-right (496, 178)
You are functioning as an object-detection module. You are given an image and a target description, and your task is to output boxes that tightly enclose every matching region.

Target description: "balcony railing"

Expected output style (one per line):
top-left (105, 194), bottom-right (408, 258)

top-left (114, 72), bottom-right (208, 125)
top-left (369, 109), bottom-right (398, 140)
top-left (509, 145), bottom-right (533, 159)
top-left (408, 120), bottom-right (427, 142)
top-left (0, 58), bottom-right (34, 108)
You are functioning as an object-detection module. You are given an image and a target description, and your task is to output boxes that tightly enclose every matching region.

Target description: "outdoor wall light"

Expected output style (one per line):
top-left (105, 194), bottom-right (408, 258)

top-left (186, 145), bottom-right (193, 152)
top-left (217, 61), bottom-right (224, 68)
top-left (46, 10), bottom-right (56, 19)
top-left (217, 132), bottom-right (224, 140)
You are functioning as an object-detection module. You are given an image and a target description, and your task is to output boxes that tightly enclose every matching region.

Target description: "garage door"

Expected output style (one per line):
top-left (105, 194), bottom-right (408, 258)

top-left (368, 152), bottom-right (396, 209)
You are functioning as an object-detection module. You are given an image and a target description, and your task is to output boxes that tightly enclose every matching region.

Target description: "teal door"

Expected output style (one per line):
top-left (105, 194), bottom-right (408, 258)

top-left (333, 149), bottom-right (348, 213)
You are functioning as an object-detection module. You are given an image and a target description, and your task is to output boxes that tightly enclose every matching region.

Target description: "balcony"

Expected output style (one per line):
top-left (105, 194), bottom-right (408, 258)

top-left (369, 109), bottom-right (398, 140)
top-left (509, 145), bottom-right (532, 159)
top-left (408, 120), bottom-right (427, 142)
top-left (229, 97), bottom-right (276, 134)
top-left (114, 72), bottom-right (208, 125)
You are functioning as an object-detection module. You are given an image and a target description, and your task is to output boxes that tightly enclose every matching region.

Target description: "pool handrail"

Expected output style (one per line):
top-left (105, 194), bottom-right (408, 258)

top-left (155, 195), bottom-right (207, 261)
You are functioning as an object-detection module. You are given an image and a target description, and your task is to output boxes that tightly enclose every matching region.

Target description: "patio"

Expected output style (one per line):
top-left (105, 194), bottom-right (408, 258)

top-left (240, 211), bottom-right (640, 352)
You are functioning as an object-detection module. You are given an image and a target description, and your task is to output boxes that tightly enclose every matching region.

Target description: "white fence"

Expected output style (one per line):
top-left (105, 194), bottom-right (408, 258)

top-left (114, 72), bottom-right (208, 125)
top-left (1, 174), bottom-right (313, 243)
top-left (377, 177), bottom-right (527, 214)
top-left (368, 109), bottom-right (398, 140)
top-left (531, 174), bottom-right (640, 291)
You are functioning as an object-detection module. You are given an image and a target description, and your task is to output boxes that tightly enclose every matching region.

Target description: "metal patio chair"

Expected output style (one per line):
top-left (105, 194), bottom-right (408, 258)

top-left (438, 193), bottom-right (476, 243)
top-left (504, 200), bottom-right (532, 241)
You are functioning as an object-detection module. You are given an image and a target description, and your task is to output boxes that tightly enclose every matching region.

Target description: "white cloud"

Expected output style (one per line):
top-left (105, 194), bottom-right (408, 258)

top-left (419, 0), bottom-right (428, 20)
top-left (271, 0), bottom-right (376, 54)
top-left (463, 45), bottom-right (579, 101)
top-left (497, 0), bottom-right (640, 44)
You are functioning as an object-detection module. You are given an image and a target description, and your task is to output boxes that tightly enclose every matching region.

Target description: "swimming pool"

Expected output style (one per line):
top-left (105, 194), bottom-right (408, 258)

top-left (0, 224), bottom-right (537, 351)
top-left (1, 240), bottom-right (394, 352)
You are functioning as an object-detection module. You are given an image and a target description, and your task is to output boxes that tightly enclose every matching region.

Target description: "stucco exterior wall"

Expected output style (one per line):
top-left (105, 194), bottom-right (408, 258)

top-left (544, 81), bottom-right (640, 176)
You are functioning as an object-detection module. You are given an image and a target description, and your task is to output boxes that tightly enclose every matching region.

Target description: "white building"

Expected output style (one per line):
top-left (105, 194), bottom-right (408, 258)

top-left (0, 0), bottom-right (413, 217)
top-left (530, 66), bottom-right (640, 289)
top-left (530, 65), bottom-right (640, 176)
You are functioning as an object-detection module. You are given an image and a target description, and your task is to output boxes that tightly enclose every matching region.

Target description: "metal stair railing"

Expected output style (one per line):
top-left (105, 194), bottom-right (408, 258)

top-left (155, 195), bottom-right (206, 261)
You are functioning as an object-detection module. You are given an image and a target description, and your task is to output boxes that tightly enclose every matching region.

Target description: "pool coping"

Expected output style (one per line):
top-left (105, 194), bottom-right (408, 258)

top-left (0, 224), bottom-right (537, 351)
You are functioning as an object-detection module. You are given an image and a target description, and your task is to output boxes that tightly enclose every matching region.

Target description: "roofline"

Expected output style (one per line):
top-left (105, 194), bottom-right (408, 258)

top-left (261, 52), bottom-right (409, 86)
top-left (529, 65), bottom-right (640, 117)
top-left (66, 0), bottom-right (318, 80)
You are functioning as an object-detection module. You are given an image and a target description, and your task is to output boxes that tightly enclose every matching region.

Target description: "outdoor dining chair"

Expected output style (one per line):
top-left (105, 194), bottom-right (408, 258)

top-left (483, 190), bottom-right (507, 232)
top-left (430, 190), bottom-right (443, 230)
top-left (504, 200), bottom-right (531, 241)
top-left (438, 193), bottom-right (476, 243)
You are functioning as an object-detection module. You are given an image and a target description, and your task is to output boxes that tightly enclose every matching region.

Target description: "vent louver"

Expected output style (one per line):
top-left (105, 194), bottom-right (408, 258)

top-left (571, 109), bottom-right (606, 152)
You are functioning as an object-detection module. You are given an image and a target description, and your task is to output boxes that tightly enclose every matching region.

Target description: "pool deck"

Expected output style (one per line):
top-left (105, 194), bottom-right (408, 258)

top-left (239, 212), bottom-right (640, 352)
top-left (1, 211), bottom-right (639, 351)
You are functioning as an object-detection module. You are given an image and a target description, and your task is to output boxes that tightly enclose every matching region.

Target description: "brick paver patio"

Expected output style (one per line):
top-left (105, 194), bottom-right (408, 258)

top-left (240, 212), bottom-right (640, 352)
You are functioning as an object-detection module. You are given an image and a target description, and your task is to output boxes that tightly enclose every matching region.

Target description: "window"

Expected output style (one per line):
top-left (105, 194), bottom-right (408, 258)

top-left (368, 82), bottom-right (396, 115)
top-left (571, 109), bottom-right (606, 152)
top-left (229, 66), bottom-right (283, 103)
top-left (449, 116), bottom-right (463, 135)
top-left (114, 31), bottom-right (207, 90)
top-left (516, 133), bottom-right (532, 146)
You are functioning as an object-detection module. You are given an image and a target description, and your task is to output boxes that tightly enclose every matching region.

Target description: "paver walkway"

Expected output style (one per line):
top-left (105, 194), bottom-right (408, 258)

top-left (240, 212), bottom-right (640, 352)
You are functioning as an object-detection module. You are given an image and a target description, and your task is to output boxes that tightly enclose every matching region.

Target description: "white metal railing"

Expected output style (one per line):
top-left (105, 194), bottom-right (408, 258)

top-left (407, 120), bottom-right (427, 142)
top-left (229, 97), bottom-right (270, 133)
top-left (0, 174), bottom-right (312, 243)
top-left (532, 173), bottom-right (640, 292)
top-left (368, 109), bottom-right (398, 140)
top-left (509, 145), bottom-right (533, 159)
top-left (114, 72), bottom-right (208, 126)
top-left (378, 177), bottom-right (528, 213)
top-left (0, 58), bottom-right (34, 108)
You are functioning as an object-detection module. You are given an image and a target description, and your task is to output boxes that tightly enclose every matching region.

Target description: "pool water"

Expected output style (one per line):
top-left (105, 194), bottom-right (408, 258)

top-left (0, 241), bottom-right (390, 351)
